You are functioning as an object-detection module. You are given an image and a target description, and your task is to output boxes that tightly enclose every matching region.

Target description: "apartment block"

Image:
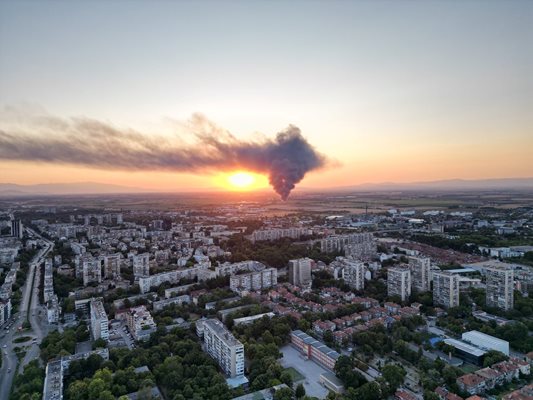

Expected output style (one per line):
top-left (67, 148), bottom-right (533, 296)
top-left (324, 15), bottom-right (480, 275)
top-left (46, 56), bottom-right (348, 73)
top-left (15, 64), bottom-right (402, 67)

top-left (229, 267), bottom-right (278, 292)
top-left (433, 270), bottom-right (460, 308)
top-left (80, 256), bottom-right (102, 286)
top-left (133, 253), bottom-right (150, 281)
top-left (387, 267), bottom-right (411, 302)
top-left (197, 318), bottom-right (245, 379)
top-left (331, 257), bottom-right (365, 290)
top-left (126, 305), bottom-right (156, 341)
top-left (101, 253), bottom-right (121, 280)
top-left (485, 265), bottom-right (514, 311)
top-left (250, 227), bottom-right (311, 242)
top-left (90, 299), bottom-right (109, 341)
top-left (320, 233), bottom-right (375, 258)
top-left (408, 256), bottom-right (431, 292)
top-left (288, 258), bottom-right (313, 286)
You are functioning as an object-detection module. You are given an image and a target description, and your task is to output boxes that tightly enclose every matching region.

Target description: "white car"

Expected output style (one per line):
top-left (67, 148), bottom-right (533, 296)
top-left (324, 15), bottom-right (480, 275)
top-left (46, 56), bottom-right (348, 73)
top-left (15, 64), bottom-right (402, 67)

top-left (2, 344), bottom-right (7, 348)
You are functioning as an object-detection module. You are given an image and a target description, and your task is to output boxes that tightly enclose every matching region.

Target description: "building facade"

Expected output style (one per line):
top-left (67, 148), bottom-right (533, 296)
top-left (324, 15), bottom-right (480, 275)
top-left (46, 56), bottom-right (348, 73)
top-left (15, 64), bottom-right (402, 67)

top-left (197, 318), bottom-right (245, 379)
top-left (288, 258), bottom-right (313, 286)
top-left (485, 265), bottom-right (514, 311)
top-left (387, 267), bottom-right (411, 302)
top-left (229, 267), bottom-right (278, 292)
top-left (90, 299), bottom-right (109, 341)
top-left (408, 256), bottom-right (431, 292)
top-left (433, 271), bottom-right (460, 308)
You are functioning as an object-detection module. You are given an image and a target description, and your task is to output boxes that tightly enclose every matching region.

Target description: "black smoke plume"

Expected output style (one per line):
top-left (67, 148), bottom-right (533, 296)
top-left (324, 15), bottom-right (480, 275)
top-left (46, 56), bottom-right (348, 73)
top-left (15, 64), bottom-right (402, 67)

top-left (0, 113), bottom-right (326, 199)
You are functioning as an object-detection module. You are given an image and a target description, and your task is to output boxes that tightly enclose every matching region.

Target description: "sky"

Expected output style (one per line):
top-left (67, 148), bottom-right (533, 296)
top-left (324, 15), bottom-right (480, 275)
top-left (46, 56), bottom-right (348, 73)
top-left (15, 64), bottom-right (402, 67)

top-left (0, 0), bottom-right (532, 193)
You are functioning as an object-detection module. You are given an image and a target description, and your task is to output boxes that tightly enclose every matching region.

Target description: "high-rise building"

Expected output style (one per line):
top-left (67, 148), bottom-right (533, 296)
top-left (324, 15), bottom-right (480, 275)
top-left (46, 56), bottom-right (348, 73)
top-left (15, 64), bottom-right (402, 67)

top-left (387, 267), bottom-right (411, 301)
top-left (133, 253), bottom-right (150, 281)
top-left (11, 219), bottom-right (23, 239)
top-left (288, 258), bottom-right (313, 286)
top-left (82, 257), bottom-right (102, 286)
top-left (90, 299), bottom-right (109, 341)
top-left (101, 253), bottom-right (121, 280)
top-left (408, 256), bottom-right (431, 292)
top-left (485, 265), bottom-right (514, 311)
top-left (433, 271), bottom-right (460, 308)
top-left (197, 318), bottom-right (245, 379)
top-left (331, 257), bottom-right (365, 290)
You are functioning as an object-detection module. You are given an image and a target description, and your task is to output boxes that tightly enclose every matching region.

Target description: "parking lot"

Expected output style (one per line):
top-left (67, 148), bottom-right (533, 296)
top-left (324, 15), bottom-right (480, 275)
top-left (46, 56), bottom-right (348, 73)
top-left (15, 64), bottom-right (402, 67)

top-left (279, 345), bottom-right (330, 399)
top-left (109, 320), bottom-right (135, 349)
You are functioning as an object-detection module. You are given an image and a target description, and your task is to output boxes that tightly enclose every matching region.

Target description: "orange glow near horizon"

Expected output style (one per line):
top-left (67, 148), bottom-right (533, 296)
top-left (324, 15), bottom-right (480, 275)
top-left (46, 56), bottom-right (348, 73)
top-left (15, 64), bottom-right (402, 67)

top-left (214, 171), bottom-right (269, 191)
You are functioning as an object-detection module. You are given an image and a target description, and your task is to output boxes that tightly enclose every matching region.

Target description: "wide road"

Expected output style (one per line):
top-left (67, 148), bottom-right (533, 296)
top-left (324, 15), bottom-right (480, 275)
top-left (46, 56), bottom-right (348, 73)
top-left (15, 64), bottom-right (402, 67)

top-left (0, 229), bottom-right (53, 400)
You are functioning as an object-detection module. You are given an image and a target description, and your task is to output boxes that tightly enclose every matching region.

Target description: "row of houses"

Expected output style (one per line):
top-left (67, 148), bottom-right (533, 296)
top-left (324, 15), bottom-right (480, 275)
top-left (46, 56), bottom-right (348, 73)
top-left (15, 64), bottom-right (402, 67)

top-left (456, 358), bottom-right (530, 395)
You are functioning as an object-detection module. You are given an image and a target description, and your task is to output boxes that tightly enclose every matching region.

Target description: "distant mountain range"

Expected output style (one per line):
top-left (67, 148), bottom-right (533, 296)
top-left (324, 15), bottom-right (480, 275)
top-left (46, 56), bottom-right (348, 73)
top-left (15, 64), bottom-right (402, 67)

top-left (0, 182), bottom-right (152, 196)
top-left (0, 177), bottom-right (532, 196)
top-left (335, 177), bottom-right (533, 191)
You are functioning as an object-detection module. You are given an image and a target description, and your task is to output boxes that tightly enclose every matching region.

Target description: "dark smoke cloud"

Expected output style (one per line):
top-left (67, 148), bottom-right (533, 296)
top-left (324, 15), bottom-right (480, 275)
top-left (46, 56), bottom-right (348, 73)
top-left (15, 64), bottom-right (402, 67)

top-left (0, 113), bottom-right (327, 199)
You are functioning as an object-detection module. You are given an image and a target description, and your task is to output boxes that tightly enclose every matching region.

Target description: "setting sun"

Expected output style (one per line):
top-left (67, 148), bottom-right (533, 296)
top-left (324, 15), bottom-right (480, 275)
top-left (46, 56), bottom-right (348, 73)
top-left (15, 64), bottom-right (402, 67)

top-left (228, 172), bottom-right (255, 188)
top-left (213, 171), bottom-right (269, 191)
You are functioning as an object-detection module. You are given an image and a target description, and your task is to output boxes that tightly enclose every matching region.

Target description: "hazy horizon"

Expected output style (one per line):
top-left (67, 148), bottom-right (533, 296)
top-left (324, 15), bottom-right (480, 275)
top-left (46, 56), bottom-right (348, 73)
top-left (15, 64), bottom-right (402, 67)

top-left (1, 0), bottom-right (532, 197)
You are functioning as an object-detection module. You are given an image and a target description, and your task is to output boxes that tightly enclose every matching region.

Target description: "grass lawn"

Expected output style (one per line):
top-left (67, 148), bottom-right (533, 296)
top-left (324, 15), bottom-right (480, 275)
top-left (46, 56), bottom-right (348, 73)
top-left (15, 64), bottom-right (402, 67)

top-left (460, 363), bottom-right (479, 374)
top-left (13, 336), bottom-right (32, 343)
top-left (284, 366), bottom-right (305, 382)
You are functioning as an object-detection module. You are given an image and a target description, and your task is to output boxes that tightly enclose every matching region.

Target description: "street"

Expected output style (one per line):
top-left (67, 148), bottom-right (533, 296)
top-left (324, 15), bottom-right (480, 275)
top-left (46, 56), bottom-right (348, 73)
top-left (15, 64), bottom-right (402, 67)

top-left (0, 228), bottom-right (53, 400)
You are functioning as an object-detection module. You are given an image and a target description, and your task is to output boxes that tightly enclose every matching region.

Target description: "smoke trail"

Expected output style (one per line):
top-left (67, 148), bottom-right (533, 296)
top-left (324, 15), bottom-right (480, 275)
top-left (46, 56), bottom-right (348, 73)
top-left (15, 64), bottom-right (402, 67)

top-left (0, 113), bottom-right (327, 199)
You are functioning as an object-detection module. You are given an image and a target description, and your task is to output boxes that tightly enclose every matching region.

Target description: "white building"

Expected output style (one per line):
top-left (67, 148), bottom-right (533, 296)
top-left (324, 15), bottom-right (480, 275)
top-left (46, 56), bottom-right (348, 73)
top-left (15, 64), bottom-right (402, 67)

top-left (197, 318), bottom-right (245, 379)
top-left (485, 264), bottom-right (514, 311)
top-left (387, 267), bottom-right (411, 302)
top-left (433, 270), bottom-right (460, 308)
top-left (138, 264), bottom-right (207, 294)
top-left (288, 258), bottom-right (313, 286)
top-left (462, 330), bottom-right (509, 356)
top-left (90, 299), bottom-right (109, 341)
top-left (408, 256), bottom-right (431, 292)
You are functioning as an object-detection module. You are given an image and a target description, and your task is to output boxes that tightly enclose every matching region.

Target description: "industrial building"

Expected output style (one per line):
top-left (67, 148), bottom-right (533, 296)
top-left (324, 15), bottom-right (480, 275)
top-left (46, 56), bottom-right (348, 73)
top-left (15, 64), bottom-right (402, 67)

top-left (444, 338), bottom-right (486, 366)
top-left (461, 330), bottom-right (509, 356)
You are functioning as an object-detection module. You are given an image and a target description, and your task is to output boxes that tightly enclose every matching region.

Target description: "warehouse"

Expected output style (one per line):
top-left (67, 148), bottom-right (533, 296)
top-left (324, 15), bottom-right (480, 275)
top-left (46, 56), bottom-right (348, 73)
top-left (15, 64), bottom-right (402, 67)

top-left (462, 330), bottom-right (509, 356)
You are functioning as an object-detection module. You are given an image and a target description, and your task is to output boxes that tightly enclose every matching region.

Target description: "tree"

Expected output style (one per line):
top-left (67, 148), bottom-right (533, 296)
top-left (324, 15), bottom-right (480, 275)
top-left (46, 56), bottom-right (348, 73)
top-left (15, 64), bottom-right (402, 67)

top-left (354, 382), bottom-right (382, 400)
top-left (382, 364), bottom-right (406, 391)
top-left (274, 387), bottom-right (294, 400)
top-left (483, 350), bottom-right (508, 367)
top-left (295, 383), bottom-right (306, 399)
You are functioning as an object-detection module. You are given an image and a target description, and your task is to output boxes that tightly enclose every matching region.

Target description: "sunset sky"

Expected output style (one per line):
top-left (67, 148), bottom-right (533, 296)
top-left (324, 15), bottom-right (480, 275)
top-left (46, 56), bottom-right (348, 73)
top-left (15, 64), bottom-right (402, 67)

top-left (0, 0), bottom-right (532, 193)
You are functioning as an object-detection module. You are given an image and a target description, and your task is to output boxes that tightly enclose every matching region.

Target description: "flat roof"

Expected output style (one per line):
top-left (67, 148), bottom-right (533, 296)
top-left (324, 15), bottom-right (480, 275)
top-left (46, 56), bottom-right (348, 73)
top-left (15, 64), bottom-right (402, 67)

top-left (462, 330), bottom-right (508, 345)
top-left (444, 268), bottom-right (477, 274)
top-left (444, 338), bottom-right (486, 357)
